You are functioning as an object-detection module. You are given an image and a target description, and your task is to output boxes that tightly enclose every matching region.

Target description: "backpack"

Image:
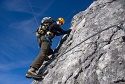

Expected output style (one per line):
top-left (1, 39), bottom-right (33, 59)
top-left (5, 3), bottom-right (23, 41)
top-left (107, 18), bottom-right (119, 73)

top-left (36, 17), bottom-right (54, 38)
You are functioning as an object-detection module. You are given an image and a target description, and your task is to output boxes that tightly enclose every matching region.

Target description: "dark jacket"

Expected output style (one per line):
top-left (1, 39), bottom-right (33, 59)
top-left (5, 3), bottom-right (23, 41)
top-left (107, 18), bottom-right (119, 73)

top-left (49, 22), bottom-right (71, 37)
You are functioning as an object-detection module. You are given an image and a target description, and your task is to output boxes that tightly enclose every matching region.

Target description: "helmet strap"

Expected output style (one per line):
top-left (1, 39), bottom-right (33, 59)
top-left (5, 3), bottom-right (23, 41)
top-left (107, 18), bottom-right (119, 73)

top-left (56, 21), bottom-right (60, 25)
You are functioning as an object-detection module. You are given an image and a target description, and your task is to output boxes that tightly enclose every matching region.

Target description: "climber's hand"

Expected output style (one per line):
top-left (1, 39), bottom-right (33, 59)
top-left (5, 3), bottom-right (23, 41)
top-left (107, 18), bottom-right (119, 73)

top-left (70, 26), bottom-right (76, 30)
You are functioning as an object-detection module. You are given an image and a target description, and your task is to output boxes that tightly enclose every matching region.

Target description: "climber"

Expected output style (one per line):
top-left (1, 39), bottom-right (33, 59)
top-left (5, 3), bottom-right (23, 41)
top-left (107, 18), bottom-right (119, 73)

top-left (26, 17), bottom-right (75, 79)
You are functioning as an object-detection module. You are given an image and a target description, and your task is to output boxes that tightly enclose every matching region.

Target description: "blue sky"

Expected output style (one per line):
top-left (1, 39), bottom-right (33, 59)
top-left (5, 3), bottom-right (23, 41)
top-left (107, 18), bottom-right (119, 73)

top-left (0, 0), bottom-right (94, 84)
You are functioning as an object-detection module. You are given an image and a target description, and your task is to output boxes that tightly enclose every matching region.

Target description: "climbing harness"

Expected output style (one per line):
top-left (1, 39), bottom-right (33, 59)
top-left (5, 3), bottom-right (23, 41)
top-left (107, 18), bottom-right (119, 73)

top-left (45, 36), bottom-right (52, 46)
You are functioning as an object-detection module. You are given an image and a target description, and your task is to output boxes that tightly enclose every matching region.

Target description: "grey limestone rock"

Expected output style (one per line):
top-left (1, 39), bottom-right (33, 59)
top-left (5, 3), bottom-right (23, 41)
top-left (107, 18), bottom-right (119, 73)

top-left (32, 0), bottom-right (125, 84)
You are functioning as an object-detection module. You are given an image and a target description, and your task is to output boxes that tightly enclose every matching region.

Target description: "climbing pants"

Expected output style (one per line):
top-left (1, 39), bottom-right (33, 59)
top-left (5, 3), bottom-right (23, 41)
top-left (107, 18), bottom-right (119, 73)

top-left (30, 36), bottom-right (52, 70)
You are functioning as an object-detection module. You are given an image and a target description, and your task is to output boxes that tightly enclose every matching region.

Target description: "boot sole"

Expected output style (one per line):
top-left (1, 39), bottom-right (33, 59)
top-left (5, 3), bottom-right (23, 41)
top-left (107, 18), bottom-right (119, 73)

top-left (26, 72), bottom-right (42, 80)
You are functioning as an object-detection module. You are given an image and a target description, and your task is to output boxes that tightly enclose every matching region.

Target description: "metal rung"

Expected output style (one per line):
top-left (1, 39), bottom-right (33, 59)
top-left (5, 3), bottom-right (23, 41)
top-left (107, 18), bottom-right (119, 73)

top-left (117, 23), bottom-right (125, 32)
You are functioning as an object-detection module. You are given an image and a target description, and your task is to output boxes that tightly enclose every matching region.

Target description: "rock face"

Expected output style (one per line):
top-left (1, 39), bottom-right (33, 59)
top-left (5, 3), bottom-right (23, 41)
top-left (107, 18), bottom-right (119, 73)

top-left (32, 0), bottom-right (125, 84)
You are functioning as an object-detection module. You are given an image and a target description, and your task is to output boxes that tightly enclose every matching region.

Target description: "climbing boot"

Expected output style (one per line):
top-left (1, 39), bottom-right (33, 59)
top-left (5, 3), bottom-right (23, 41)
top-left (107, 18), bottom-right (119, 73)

top-left (26, 67), bottom-right (42, 79)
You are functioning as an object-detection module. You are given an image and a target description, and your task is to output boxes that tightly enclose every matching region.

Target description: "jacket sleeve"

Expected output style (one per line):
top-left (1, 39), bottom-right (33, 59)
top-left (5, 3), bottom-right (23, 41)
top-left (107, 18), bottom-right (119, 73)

top-left (54, 25), bottom-right (71, 36)
top-left (55, 28), bottom-right (72, 36)
top-left (49, 23), bottom-right (72, 36)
